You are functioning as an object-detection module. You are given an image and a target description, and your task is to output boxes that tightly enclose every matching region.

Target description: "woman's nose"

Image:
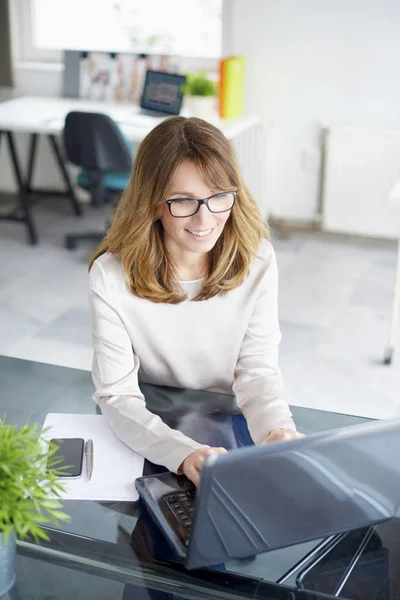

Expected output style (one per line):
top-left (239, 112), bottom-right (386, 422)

top-left (193, 203), bottom-right (212, 223)
top-left (192, 204), bottom-right (212, 229)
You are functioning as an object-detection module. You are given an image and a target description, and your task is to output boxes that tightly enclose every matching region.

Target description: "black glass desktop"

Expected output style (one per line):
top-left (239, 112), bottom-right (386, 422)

top-left (1, 355), bottom-right (399, 600)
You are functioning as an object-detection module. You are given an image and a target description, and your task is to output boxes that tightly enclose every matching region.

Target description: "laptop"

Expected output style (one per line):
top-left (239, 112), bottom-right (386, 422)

top-left (130, 70), bottom-right (186, 126)
top-left (135, 417), bottom-right (400, 570)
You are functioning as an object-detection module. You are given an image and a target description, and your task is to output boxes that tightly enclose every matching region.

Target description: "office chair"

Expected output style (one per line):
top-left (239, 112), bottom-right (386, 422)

top-left (63, 111), bottom-right (133, 250)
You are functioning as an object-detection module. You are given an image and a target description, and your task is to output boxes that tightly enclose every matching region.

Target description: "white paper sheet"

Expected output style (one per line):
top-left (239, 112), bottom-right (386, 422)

top-left (42, 413), bottom-right (144, 502)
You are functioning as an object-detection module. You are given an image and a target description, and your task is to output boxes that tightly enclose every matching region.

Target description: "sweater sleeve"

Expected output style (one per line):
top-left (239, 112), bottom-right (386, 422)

top-left (233, 244), bottom-right (296, 444)
top-left (89, 262), bottom-right (206, 473)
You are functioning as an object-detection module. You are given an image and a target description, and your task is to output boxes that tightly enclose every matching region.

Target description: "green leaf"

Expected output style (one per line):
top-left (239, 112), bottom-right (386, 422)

top-left (39, 499), bottom-right (63, 510)
top-left (0, 416), bottom-right (70, 542)
top-left (182, 70), bottom-right (217, 97)
top-left (49, 511), bottom-right (70, 522)
top-left (0, 463), bottom-right (12, 476)
top-left (28, 513), bottom-right (51, 524)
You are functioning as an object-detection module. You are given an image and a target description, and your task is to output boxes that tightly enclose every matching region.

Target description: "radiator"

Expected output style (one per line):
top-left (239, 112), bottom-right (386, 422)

top-left (229, 120), bottom-right (267, 219)
top-left (321, 126), bottom-right (400, 239)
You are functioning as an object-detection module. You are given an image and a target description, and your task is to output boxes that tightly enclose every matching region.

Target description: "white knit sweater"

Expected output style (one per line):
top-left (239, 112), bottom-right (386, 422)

top-left (89, 239), bottom-right (296, 472)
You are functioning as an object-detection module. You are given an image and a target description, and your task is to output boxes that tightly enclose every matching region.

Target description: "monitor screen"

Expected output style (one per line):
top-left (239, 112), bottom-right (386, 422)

top-left (140, 70), bottom-right (186, 115)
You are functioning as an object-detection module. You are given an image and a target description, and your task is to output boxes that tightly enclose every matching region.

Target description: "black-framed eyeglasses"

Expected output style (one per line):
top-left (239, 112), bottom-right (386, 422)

top-left (165, 191), bottom-right (237, 218)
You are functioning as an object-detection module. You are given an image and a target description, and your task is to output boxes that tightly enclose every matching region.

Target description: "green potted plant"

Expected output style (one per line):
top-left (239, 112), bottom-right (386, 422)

top-left (0, 418), bottom-right (70, 595)
top-left (182, 70), bottom-right (218, 120)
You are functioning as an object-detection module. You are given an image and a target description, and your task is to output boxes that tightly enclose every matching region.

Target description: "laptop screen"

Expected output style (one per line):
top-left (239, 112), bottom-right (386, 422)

top-left (140, 70), bottom-right (186, 115)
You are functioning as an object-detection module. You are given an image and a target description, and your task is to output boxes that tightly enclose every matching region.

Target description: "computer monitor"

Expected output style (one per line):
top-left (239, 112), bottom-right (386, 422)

top-left (140, 70), bottom-right (186, 116)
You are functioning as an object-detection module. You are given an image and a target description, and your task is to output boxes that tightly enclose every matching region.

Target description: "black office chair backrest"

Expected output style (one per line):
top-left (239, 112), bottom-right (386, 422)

top-left (63, 111), bottom-right (132, 172)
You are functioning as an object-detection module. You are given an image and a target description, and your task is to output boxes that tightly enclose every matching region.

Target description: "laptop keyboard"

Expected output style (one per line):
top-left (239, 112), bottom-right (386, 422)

top-left (163, 489), bottom-right (196, 533)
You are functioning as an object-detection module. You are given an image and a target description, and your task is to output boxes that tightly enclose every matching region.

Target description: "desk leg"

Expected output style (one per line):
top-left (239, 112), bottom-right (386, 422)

top-left (0, 131), bottom-right (38, 245)
top-left (48, 134), bottom-right (82, 216)
top-left (26, 132), bottom-right (38, 195)
top-left (383, 238), bottom-right (400, 365)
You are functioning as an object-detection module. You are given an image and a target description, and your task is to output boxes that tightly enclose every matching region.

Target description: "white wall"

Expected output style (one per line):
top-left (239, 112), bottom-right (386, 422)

top-left (3, 0), bottom-right (400, 222)
top-left (225, 0), bottom-right (400, 221)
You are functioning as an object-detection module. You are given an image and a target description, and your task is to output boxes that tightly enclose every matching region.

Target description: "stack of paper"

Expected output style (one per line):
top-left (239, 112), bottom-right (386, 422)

top-left (42, 413), bottom-right (144, 502)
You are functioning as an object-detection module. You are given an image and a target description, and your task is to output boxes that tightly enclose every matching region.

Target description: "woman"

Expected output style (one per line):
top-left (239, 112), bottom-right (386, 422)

top-left (89, 116), bottom-right (303, 487)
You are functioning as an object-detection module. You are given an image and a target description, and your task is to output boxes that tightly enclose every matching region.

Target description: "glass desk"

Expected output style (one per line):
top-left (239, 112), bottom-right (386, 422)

top-left (1, 355), bottom-right (398, 600)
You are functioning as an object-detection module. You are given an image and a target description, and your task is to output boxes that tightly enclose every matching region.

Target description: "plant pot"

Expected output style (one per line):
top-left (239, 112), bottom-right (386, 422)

top-left (0, 531), bottom-right (16, 596)
top-left (184, 96), bottom-right (217, 121)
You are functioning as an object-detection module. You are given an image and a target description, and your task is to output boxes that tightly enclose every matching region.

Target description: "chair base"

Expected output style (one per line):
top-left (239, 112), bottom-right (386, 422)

top-left (65, 231), bottom-right (105, 250)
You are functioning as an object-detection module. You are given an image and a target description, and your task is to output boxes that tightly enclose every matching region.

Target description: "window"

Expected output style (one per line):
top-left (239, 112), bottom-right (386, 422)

top-left (29, 0), bottom-right (222, 59)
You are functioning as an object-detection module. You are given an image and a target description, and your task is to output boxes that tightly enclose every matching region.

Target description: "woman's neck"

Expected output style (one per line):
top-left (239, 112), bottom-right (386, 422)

top-left (172, 253), bottom-right (209, 282)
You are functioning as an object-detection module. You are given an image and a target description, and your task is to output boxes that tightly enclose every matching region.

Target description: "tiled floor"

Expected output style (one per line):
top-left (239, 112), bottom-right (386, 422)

top-left (1, 194), bottom-right (399, 420)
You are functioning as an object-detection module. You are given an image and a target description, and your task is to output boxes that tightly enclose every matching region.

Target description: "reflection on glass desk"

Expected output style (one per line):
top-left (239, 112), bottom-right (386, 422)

top-left (1, 355), bottom-right (399, 600)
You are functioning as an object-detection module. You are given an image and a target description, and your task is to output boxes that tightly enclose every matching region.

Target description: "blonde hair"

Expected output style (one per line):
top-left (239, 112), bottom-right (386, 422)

top-left (89, 116), bottom-right (267, 303)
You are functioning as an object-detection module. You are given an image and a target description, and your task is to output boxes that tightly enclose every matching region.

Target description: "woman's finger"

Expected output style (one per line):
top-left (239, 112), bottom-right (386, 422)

top-left (188, 464), bottom-right (200, 487)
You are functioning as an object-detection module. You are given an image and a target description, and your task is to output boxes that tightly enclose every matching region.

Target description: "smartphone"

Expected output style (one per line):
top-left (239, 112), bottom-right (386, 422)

top-left (49, 437), bottom-right (85, 478)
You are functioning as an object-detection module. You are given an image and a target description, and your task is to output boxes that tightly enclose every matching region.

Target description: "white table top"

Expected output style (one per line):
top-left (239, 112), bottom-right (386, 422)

top-left (0, 96), bottom-right (259, 142)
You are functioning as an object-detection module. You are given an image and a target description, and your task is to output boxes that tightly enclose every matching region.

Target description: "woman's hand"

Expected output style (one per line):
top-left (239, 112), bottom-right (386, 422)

top-left (263, 428), bottom-right (305, 444)
top-left (180, 447), bottom-right (228, 486)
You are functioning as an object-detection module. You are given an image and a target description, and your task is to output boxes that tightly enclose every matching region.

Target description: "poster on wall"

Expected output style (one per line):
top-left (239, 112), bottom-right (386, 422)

top-left (79, 52), bottom-right (175, 104)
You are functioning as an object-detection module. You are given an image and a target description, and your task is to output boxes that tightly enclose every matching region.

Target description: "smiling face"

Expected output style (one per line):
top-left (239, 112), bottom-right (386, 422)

top-left (160, 160), bottom-right (233, 275)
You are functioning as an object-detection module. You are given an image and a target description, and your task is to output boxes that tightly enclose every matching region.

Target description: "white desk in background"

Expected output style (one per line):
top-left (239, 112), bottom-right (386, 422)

top-left (0, 96), bottom-right (265, 245)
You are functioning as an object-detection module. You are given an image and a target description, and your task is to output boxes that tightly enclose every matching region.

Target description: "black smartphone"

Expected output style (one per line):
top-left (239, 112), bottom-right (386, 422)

top-left (49, 437), bottom-right (85, 478)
